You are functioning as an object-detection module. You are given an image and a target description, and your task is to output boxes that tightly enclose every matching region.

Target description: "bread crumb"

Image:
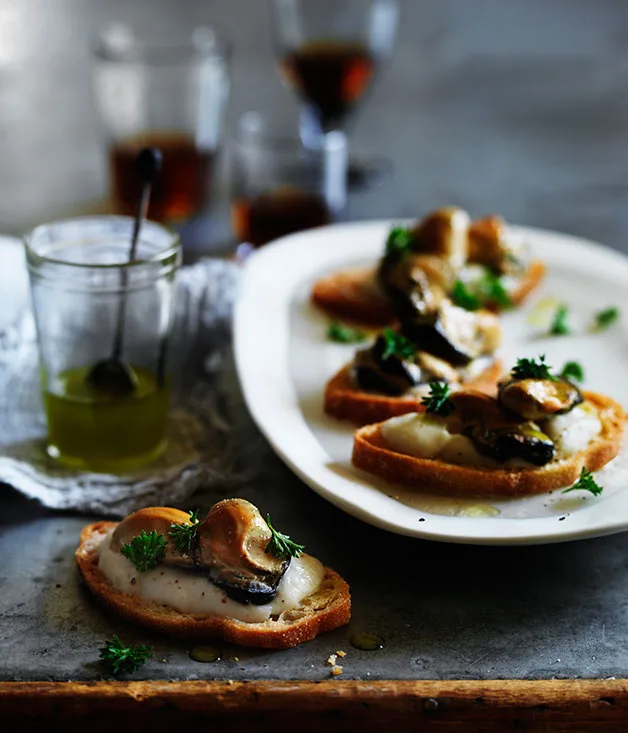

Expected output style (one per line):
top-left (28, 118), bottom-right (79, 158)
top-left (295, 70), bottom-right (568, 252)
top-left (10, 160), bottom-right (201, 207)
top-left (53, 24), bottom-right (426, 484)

top-left (326, 653), bottom-right (337, 666)
top-left (330, 665), bottom-right (343, 676)
top-left (336, 650), bottom-right (346, 658)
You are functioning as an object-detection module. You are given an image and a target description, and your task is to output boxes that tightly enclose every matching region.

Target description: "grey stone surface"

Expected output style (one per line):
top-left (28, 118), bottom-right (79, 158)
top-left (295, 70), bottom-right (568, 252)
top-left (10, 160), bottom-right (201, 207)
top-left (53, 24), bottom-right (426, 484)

top-left (2, 0), bottom-right (628, 682)
top-left (3, 467), bottom-right (628, 682)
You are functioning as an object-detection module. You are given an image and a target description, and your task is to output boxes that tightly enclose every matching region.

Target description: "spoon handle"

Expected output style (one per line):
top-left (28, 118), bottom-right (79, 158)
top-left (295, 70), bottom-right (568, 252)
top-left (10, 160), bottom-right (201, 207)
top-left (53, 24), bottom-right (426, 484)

top-left (111, 180), bottom-right (153, 359)
top-left (111, 147), bottom-right (162, 361)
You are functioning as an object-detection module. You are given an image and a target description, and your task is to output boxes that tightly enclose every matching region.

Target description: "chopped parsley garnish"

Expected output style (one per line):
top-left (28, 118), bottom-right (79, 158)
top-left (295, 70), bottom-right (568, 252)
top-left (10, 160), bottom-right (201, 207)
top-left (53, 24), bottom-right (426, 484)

top-left (511, 355), bottom-right (559, 382)
top-left (550, 304), bottom-right (570, 336)
top-left (560, 361), bottom-right (584, 383)
top-left (380, 328), bottom-right (416, 361)
top-left (99, 635), bottom-right (152, 675)
top-left (421, 381), bottom-right (455, 416)
top-left (562, 467), bottom-right (603, 497)
top-left (169, 509), bottom-right (201, 555)
top-left (451, 269), bottom-right (511, 311)
top-left (265, 514), bottom-right (305, 559)
top-left (594, 307), bottom-right (620, 331)
top-left (451, 281), bottom-right (481, 311)
top-left (120, 530), bottom-right (167, 572)
top-left (476, 269), bottom-right (512, 309)
top-left (327, 320), bottom-right (367, 344)
top-left (384, 227), bottom-right (414, 259)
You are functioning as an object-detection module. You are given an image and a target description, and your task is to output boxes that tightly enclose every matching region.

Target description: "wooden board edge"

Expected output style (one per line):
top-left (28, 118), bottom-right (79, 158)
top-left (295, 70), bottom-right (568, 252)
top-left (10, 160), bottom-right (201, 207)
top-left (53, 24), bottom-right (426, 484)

top-left (3, 679), bottom-right (628, 732)
top-left (1, 678), bottom-right (628, 710)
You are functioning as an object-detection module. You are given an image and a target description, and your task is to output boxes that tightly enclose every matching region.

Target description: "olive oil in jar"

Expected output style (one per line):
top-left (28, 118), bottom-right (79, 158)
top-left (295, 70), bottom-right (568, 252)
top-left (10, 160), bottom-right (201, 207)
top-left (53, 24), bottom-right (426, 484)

top-left (44, 365), bottom-right (170, 472)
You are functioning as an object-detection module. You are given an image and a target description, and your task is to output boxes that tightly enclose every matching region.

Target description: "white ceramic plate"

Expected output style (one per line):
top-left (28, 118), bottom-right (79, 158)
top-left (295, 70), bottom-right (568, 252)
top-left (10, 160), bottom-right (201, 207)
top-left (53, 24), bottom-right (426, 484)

top-left (234, 220), bottom-right (628, 545)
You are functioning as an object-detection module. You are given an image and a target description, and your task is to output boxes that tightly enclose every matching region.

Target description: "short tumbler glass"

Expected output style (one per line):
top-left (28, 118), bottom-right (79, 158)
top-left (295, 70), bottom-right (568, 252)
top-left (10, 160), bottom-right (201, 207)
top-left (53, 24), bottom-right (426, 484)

top-left (93, 24), bottom-right (231, 223)
top-left (25, 216), bottom-right (181, 473)
top-left (231, 111), bottom-right (347, 248)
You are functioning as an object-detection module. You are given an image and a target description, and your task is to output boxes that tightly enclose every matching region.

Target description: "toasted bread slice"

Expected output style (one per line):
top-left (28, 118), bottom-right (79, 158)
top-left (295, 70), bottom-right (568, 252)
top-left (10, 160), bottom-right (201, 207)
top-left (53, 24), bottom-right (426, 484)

top-left (311, 260), bottom-right (545, 327)
top-left (311, 265), bottom-right (395, 326)
top-left (352, 391), bottom-right (624, 497)
top-left (76, 522), bottom-right (351, 650)
top-left (324, 360), bottom-right (503, 425)
top-left (505, 259), bottom-right (546, 309)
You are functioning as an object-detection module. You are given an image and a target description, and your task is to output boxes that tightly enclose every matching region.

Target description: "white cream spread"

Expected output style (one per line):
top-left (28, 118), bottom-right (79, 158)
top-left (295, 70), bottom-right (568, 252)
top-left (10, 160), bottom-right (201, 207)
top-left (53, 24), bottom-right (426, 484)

top-left (381, 404), bottom-right (602, 467)
top-left (98, 531), bottom-right (324, 623)
top-left (406, 384), bottom-right (433, 400)
top-left (407, 382), bottom-right (461, 399)
top-left (402, 358), bottom-right (491, 400)
top-left (381, 413), bottom-right (460, 460)
top-left (544, 405), bottom-right (602, 457)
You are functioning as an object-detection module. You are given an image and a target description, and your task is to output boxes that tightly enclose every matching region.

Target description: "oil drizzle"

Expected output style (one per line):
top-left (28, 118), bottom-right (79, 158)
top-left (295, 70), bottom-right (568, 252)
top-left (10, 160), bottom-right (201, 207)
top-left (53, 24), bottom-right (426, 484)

top-left (189, 645), bottom-right (222, 663)
top-left (389, 487), bottom-right (501, 518)
top-left (350, 632), bottom-right (384, 651)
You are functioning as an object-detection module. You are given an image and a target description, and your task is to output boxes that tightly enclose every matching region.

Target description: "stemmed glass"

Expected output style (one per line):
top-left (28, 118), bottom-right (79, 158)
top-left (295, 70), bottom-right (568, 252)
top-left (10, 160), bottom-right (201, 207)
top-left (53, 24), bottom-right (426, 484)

top-left (269, 0), bottom-right (399, 188)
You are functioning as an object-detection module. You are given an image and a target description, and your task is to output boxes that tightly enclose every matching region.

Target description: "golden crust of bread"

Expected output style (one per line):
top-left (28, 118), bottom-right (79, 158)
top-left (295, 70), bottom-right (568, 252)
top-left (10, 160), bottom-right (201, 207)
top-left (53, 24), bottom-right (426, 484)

top-left (76, 522), bottom-right (351, 650)
top-left (324, 360), bottom-right (503, 425)
top-left (311, 260), bottom-right (545, 327)
top-left (311, 266), bottom-right (395, 326)
top-left (352, 391), bottom-right (624, 498)
top-left (505, 259), bottom-right (546, 309)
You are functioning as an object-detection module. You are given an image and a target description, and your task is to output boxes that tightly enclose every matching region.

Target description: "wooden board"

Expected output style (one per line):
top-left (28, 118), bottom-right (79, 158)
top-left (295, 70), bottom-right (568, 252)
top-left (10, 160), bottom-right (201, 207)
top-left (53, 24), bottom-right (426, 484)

top-left (2, 679), bottom-right (628, 732)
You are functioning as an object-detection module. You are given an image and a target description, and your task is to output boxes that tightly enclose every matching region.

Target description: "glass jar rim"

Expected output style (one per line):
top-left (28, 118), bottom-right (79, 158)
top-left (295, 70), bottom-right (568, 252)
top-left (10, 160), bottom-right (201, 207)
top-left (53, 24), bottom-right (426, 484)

top-left (92, 23), bottom-right (232, 65)
top-left (24, 215), bottom-right (181, 271)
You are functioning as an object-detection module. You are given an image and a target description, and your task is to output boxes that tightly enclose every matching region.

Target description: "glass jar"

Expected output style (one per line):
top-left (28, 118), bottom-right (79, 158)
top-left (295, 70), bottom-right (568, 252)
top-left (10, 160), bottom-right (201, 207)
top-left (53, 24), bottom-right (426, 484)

top-left (25, 216), bottom-right (181, 472)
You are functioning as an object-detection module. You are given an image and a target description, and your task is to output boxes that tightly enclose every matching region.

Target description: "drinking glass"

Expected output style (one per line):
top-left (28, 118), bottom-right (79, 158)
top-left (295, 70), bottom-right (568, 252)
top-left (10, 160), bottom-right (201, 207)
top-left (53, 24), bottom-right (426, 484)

top-left (93, 24), bottom-right (231, 223)
top-left (231, 111), bottom-right (347, 249)
top-left (25, 216), bottom-right (181, 472)
top-left (270, 0), bottom-right (399, 187)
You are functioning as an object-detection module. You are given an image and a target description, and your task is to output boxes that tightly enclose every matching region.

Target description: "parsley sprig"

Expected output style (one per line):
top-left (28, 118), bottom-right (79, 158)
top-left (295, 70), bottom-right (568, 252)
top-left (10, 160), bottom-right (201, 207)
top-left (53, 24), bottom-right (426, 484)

top-left (421, 381), bottom-right (455, 416)
top-left (120, 530), bottom-right (167, 572)
top-left (562, 467), bottom-right (603, 497)
top-left (384, 227), bottom-right (414, 259)
top-left (327, 320), bottom-right (367, 344)
top-left (476, 269), bottom-right (512, 309)
top-left (451, 281), bottom-right (481, 311)
top-left (560, 361), bottom-right (584, 383)
top-left (594, 307), bottom-right (620, 331)
top-left (511, 355), bottom-right (559, 382)
top-left (99, 635), bottom-right (152, 675)
top-left (451, 269), bottom-right (512, 311)
top-left (380, 328), bottom-right (416, 361)
top-left (169, 509), bottom-right (201, 555)
top-left (550, 304), bottom-right (570, 336)
top-left (265, 514), bottom-right (305, 560)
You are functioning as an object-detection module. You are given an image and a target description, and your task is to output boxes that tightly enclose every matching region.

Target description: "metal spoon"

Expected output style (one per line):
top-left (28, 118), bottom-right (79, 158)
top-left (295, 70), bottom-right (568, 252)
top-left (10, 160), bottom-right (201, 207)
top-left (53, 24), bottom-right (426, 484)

top-left (85, 147), bottom-right (163, 398)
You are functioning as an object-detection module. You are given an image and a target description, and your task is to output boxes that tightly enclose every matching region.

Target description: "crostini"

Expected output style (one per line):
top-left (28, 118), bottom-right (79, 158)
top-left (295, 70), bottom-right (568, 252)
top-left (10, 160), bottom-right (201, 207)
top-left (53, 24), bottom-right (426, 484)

top-left (312, 207), bottom-right (545, 327)
top-left (76, 499), bottom-right (351, 649)
top-left (352, 356), bottom-right (624, 497)
top-left (325, 323), bottom-right (502, 424)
